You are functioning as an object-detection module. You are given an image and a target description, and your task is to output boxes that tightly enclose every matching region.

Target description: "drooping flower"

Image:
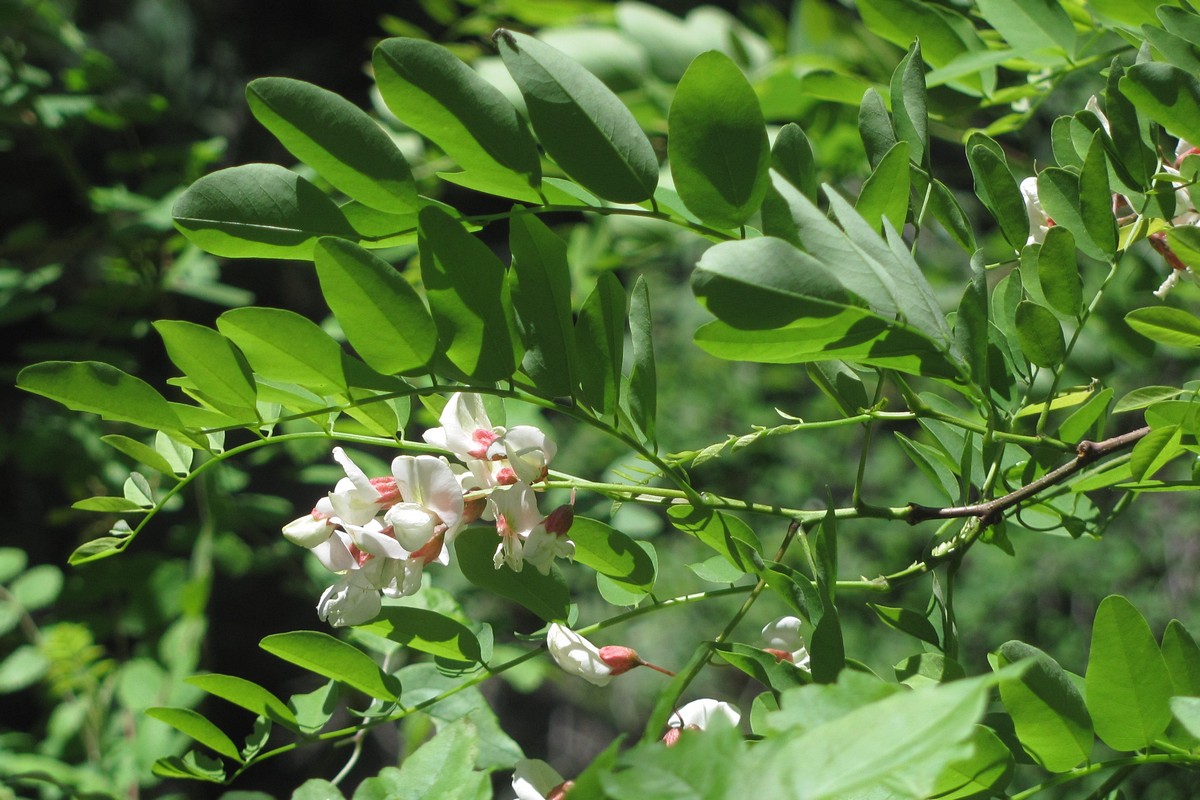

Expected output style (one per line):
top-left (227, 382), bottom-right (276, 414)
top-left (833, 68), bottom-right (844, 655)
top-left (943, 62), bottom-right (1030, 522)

top-left (512, 759), bottom-right (573, 800)
top-left (316, 568), bottom-right (382, 628)
top-left (545, 623), bottom-right (613, 686)
top-left (1020, 176), bottom-right (1053, 245)
top-left (489, 485), bottom-right (575, 574)
top-left (760, 616), bottom-right (811, 669)
top-left (326, 447), bottom-right (400, 527)
top-left (663, 698), bottom-right (742, 746)
top-left (423, 392), bottom-right (504, 462)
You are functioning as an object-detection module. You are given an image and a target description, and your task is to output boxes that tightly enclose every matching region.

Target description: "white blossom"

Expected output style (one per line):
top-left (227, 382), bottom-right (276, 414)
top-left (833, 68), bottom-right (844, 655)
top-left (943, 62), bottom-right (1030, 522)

top-left (1020, 176), bottom-right (1053, 245)
top-left (512, 759), bottom-right (569, 800)
top-left (668, 698), bottom-right (742, 731)
top-left (546, 623), bottom-right (612, 686)
top-left (760, 615), bottom-right (811, 670)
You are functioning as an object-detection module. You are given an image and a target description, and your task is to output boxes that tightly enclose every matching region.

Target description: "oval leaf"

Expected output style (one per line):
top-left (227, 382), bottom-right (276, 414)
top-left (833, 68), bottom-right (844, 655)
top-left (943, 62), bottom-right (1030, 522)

top-left (185, 673), bottom-right (299, 730)
top-left (454, 528), bottom-right (570, 623)
top-left (1037, 227), bottom-right (1081, 318)
top-left (18, 361), bottom-right (182, 431)
top-left (373, 38), bottom-right (541, 197)
top-left (418, 206), bottom-right (519, 382)
top-left (668, 50), bottom-right (770, 228)
top-left (1085, 595), bottom-right (1174, 751)
top-left (1015, 301), bottom-right (1065, 367)
top-left (355, 607), bottom-right (482, 663)
top-left (570, 517), bottom-right (657, 592)
top-left (172, 164), bottom-right (356, 260)
top-left (145, 707), bottom-right (242, 762)
top-left (496, 29), bottom-right (658, 203)
top-left (217, 307), bottom-right (348, 396)
top-left (260, 631), bottom-right (398, 701)
top-left (508, 213), bottom-right (578, 397)
top-left (995, 640), bottom-right (1093, 772)
top-left (247, 77), bottom-right (418, 212)
top-left (154, 320), bottom-right (259, 419)
top-left (314, 237), bottom-right (436, 375)
top-left (855, 142), bottom-right (910, 233)
top-left (1125, 306), bottom-right (1200, 347)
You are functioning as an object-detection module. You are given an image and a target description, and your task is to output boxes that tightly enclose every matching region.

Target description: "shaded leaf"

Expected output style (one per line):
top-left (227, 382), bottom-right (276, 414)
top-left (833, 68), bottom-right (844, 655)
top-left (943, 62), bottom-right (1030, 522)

top-left (146, 707), bottom-right (242, 762)
top-left (454, 528), bottom-right (570, 623)
top-left (508, 213), bottom-right (577, 397)
top-left (17, 361), bottom-right (182, 431)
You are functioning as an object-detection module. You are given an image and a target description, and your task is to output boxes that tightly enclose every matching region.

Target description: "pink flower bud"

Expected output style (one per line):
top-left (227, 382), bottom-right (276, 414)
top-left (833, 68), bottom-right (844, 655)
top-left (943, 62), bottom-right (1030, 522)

top-left (546, 781), bottom-right (574, 800)
top-left (370, 476), bottom-right (401, 507)
top-left (598, 645), bottom-right (644, 676)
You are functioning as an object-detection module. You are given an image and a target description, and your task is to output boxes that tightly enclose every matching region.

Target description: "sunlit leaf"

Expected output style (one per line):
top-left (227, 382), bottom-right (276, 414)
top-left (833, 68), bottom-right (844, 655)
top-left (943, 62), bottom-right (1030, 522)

top-left (994, 640), bottom-right (1092, 772)
top-left (247, 77), bottom-right (418, 212)
top-left (146, 707), bottom-right (243, 762)
top-left (260, 631), bottom-right (399, 701)
top-left (17, 361), bottom-right (182, 431)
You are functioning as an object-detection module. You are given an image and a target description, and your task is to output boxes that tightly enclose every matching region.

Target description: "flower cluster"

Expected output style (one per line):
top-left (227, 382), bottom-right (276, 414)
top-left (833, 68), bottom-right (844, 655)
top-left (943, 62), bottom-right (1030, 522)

top-left (281, 393), bottom-right (571, 627)
top-left (1020, 96), bottom-right (1200, 298)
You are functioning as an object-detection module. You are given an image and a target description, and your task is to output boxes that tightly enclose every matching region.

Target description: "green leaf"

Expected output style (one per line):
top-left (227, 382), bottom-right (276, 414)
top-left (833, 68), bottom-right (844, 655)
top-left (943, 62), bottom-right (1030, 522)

top-left (691, 237), bottom-right (959, 379)
top-left (454, 528), bottom-right (570, 623)
top-left (372, 38), bottom-right (540, 196)
top-left (146, 707), bottom-right (243, 762)
top-left (288, 680), bottom-right (339, 735)
top-left (1120, 63), bottom-right (1200, 149)
top-left (570, 517), bottom-right (657, 592)
top-left (17, 361), bottom-right (182, 431)
top-left (496, 29), bottom-right (657, 203)
top-left (1085, 595), bottom-right (1174, 751)
top-left (154, 321), bottom-right (258, 419)
top-left (1114, 385), bottom-right (1185, 413)
top-left (1126, 306), bottom-right (1200, 347)
top-left (1079, 133), bottom-right (1117, 258)
top-left (928, 177), bottom-right (977, 252)
top-left (668, 50), bottom-right (769, 228)
top-left (217, 308), bottom-right (348, 396)
top-left (387, 719), bottom-right (489, 800)
top-left (858, 88), bottom-right (897, 169)
top-left (1015, 300), bottom-right (1064, 368)
top-left (667, 506), bottom-right (762, 573)
top-left (772, 123), bottom-right (818, 201)
top-left (260, 631), bottom-right (399, 702)
top-left (976, 0), bottom-right (1075, 61)
top-left (855, 0), bottom-right (990, 95)
top-left (1058, 387), bottom-right (1113, 443)
top-left (1088, 0), bottom-right (1163, 29)
top-left (955, 256), bottom-right (989, 396)
top-left (890, 41), bottom-right (928, 167)
top-left (72, 496), bottom-right (148, 513)
top-left (575, 271), bottom-right (625, 417)
top-left (185, 673), bottom-right (299, 730)
top-left (894, 653), bottom-right (966, 686)
top-left (355, 608), bottom-right (482, 663)
top-left (966, 138), bottom-right (1028, 250)
top-left (928, 725), bottom-right (1014, 800)
top-left (313, 237), bottom-right (436, 375)
top-left (0, 548), bottom-right (27, 584)
top-left (1130, 424), bottom-right (1183, 482)
top-left (100, 434), bottom-right (179, 476)
top-left (994, 640), bottom-right (1092, 772)
top-left (508, 213), bottom-right (577, 397)
top-left (246, 77), bottom-right (417, 212)
top-left (626, 276), bottom-right (656, 445)
top-left (714, 642), bottom-right (810, 693)
top-left (1168, 225), bottom-right (1200, 269)
top-left (1035, 168), bottom-right (1106, 261)
top-left (172, 164), bottom-right (356, 260)
top-left (418, 206), bottom-right (519, 382)
top-left (753, 674), bottom-right (994, 799)
top-left (1162, 619), bottom-right (1200, 695)
top-left (152, 752), bottom-right (226, 783)
top-left (855, 142), bottom-right (910, 232)
top-left (0, 644), bottom-right (48, 693)
top-left (1037, 227), bottom-right (1081, 318)
top-left (870, 604), bottom-right (940, 647)
top-left (293, 779), bottom-right (345, 800)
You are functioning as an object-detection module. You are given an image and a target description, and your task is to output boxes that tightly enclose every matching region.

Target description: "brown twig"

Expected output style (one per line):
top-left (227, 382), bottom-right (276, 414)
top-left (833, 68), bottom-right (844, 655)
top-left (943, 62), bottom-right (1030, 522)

top-left (907, 426), bottom-right (1150, 526)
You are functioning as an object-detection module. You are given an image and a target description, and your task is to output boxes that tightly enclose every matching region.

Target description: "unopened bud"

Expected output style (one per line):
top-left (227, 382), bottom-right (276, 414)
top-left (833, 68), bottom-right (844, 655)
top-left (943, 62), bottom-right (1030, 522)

top-left (543, 503), bottom-right (574, 536)
top-left (661, 726), bottom-right (682, 747)
top-left (763, 647), bottom-right (793, 664)
top-left (462, 496), bottom-right (487, 523)
top-left (597, 645), bottom-right (643, 676)
top-left (546, 780), bottom-right (574, 800)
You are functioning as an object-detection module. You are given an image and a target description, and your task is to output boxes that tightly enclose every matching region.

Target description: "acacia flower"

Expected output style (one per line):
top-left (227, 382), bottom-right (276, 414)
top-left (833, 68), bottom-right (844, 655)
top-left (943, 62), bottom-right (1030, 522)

top-left (316, 568), bottom-right (382, 628)
top-left (1020, 176), bottom-right (1053, 245)
top-left (760, 616), bottom-right (811, 669)
top-left (512, 759), bottom-right (573, 800)
top-left (545, 623), bottom-right (613, 686)
top-left (423, 393), bottom-right (556, 487)
top-left (663, 698), bottom-right (742, 746)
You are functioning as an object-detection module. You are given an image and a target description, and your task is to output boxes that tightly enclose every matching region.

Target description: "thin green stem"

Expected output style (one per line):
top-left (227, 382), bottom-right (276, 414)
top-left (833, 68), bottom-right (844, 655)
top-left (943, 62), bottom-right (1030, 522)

top-left (1009, 753), bottom-right (1199, 800)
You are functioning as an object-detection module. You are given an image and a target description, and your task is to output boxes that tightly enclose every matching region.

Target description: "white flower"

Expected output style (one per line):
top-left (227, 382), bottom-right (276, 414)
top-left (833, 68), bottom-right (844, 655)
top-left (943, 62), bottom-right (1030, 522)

top-left (422, 393), bottom-right (504, 462)
top-left (422, 393), bottom-right (556, 487)
top-left (521, 527), bottom-right (575, 576)
top-left (546, 623), bottom-right (612, 686)
top-left (326, 447), bottom-right (399, 527)
top-left (512, 759), bottom-right (570, 800)
top-left (663, 698), bottom-right (742, 744)
top-left (282, 507), bottom-right (335, 548)
top-left (317, 570), bottom-right (382, 627)
top-left (1085, 95), bottom-right (1110, 135)
top-left (760, 616), bottom-right (811, 670)
top-left (668, 698), bottom-right (742, 731)
top-left (1020, 176), bottom-right (1053, 245)
top-left (387, 455), bottom-right (465, 558)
